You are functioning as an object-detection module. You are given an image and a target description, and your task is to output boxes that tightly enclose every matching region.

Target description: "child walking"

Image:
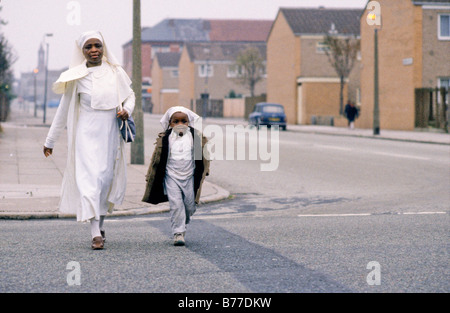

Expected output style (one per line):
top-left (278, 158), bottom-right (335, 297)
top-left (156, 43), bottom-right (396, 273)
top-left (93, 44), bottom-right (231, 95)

top-left (142, 106), bottom-right (209, 246)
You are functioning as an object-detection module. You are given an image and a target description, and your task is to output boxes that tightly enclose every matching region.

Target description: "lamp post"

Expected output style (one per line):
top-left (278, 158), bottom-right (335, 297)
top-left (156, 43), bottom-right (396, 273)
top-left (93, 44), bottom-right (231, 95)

top-left (202, 48), bottom-right (210, 120)
top-left (42, 33), bottom-right (53, 124)
top-left (373, 28), bottom-right (380, 135)
top-left (366, 1), bottom-right (381, 135)
top-left (33, 68), bottom-right (39, 117)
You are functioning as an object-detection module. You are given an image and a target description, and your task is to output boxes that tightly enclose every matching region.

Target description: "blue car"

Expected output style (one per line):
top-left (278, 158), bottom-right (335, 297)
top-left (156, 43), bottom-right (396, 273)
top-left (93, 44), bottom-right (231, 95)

top-left (249, 102), bottom-right (287, 130)
top-left (47, 100), bottom-right (60, 108)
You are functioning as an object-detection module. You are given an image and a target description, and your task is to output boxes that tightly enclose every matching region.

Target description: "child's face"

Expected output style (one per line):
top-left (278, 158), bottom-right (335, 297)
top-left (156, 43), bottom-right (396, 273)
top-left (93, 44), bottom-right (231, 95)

top-left (169, 112), bottom-right (189, 128)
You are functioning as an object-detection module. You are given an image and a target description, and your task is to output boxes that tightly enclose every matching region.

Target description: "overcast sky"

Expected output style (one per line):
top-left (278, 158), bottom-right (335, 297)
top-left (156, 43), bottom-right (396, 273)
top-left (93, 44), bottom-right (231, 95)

top-left (1, 0), bottom-right (368, 78)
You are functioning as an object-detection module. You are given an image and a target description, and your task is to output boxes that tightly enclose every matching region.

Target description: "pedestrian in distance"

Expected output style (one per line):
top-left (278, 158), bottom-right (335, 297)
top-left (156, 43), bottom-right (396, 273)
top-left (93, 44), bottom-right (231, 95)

top-left (43, 31), bottom-right (135, 250)
top-left (142, 106), bottom-right (210, 246)
top-left (344, 100), bottom-right (359, 129)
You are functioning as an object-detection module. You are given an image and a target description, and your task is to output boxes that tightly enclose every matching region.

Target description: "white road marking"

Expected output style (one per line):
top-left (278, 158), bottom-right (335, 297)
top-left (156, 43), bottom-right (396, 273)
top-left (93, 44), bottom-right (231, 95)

top-left (297, 213), bottom-right (371, 217)
top-left (373, 151), bottom-right (430, 160)
top-left (298, 211), bottom-right (447, 218)
top-left (306, 143), bottom-right (433, 161)
top-left (314, 144), bottom-right (353, 151)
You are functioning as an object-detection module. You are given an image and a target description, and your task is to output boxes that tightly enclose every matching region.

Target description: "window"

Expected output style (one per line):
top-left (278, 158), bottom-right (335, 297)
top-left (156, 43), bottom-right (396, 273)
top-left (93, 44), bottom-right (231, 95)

top-left (227, 65), bottom-right (243, 78)
top-left (438, 78), bottom-right (449, 105)
top-left (262, 105), bottom-right (284, 113)
top-left (438, 14), bottom-right (450, 40)
top-left (198, 64), bottom-right (213, 78)
top-left (151, 46), bottom-right (170, 58)
top-left (316, 42), bottom-right (330, 54)
top-left (171, 70), bottom-right (179, 78)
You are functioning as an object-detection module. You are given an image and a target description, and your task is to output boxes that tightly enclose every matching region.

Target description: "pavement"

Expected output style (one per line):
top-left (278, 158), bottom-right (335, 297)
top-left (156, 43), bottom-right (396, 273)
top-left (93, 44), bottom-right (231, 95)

top-left (1, 101), bottom-right (449, 219)
top-left (0, 103), bottom-right (230, 219)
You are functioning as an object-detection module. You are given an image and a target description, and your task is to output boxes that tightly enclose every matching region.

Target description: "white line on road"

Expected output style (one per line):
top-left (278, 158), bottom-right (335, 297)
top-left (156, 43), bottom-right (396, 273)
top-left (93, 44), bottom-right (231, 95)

top-left (297, 213), bottom-right (371, 217)
top-left (304, 143), bottom-right (434, 161)
top-left (372, 151), bottom-right (430, 161)
top-left (313, 144), bottom-right (353, 151)
top-left (297, 211), bottom-right (447, 218)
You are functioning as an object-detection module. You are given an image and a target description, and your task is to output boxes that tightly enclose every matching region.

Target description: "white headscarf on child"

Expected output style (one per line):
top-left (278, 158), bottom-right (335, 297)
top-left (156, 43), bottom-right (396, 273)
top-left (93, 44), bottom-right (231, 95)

top-left (160, 106), bottom-right (200, 130)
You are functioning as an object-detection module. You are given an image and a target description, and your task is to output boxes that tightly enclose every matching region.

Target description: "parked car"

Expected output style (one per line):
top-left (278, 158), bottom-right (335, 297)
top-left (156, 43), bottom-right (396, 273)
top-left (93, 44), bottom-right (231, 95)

top-left (47, 100), bottom-right (60, 108)
top-left (249, 102), bottom-right (287, 130)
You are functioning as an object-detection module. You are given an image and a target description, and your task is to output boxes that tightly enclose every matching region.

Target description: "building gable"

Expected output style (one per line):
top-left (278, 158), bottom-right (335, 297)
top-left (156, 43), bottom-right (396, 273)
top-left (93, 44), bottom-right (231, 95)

top-left (155, 52), bottom-right (181, 68)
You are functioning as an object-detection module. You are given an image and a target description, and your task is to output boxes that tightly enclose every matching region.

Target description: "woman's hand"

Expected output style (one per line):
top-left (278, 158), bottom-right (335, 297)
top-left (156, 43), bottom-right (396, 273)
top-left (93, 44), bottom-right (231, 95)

top-left (43, 146), bottom-right (53, 157)
top-left (117, 110), bottom-right (129, 121)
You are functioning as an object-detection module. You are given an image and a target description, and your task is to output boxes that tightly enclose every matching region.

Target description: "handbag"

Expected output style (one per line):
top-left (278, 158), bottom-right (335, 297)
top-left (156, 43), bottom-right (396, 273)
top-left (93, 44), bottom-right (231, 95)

top-left (117, 103), bottom-right (136, 143)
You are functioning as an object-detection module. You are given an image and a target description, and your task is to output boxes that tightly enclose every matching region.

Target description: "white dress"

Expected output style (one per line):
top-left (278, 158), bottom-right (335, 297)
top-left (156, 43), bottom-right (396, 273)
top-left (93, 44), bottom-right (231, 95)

top-left (45, 61), bottom-right (135, 222)
top-left (75, 65), bottom-right (120, 222)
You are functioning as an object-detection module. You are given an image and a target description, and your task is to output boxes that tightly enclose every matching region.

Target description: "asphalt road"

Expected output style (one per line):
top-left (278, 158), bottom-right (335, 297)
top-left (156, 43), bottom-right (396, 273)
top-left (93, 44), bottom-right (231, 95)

top-left (1, 117), bottom-right (449, 293)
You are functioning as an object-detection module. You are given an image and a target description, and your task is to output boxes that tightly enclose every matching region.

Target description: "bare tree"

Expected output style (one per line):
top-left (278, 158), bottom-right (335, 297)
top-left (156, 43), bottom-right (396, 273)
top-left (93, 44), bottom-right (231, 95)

top-left (233, 47), bottom-right (265, 98)
top-left (323, 34), bottom-right (360, 115)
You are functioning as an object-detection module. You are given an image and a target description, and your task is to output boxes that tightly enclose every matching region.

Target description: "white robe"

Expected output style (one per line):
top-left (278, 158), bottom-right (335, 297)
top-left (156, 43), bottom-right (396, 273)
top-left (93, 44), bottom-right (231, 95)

top-left (45, 61), bottom-right (135, 222)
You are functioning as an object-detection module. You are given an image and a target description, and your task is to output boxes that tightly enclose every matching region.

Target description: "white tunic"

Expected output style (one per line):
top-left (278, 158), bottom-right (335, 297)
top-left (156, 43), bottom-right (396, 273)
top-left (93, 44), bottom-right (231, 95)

top-left (166, 131), bottom-right (195, 181)
top-left (75, 65), bottom-right (120, 221)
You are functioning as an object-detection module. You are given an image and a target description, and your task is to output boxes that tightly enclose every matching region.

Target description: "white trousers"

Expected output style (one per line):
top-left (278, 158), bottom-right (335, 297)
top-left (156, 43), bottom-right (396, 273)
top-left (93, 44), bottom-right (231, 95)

top-left (165, 175), bottom-right (196, 235)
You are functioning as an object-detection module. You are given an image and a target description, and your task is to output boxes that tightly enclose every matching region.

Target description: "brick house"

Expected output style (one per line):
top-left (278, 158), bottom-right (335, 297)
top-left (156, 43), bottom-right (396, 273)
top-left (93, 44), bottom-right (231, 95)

top-left (151, 52), bottom-right (181, 114)
top-left (177, 42), bottom-right (267, 111)
top-left (359, 0), bottom-right (450, 131)
top-left (266, 7), bottom-right (362, 125)
top-left (122, 18), bottom-right (272, 85)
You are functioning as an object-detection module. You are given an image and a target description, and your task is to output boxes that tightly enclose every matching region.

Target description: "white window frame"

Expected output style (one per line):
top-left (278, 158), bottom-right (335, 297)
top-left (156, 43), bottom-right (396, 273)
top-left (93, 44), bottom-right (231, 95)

top-left (227, 65), bottom-right (243, 78)
top-left (437, 77), bottom-right (450, 105)
top-left (316, 41), bottom-right (330, 54)
top-left (198, 64), bottom-right (213, 78)
top-left (438, 14), bottom-right (450, 41)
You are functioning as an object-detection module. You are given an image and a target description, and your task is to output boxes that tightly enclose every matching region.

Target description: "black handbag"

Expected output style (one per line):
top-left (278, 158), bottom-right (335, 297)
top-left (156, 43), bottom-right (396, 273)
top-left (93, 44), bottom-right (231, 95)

top-left (117, 103), bottom-right (136, 143)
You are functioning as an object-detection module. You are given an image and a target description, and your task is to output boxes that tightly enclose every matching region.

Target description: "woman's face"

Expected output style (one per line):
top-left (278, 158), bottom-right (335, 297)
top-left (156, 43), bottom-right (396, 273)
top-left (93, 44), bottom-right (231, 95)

top-left (169, 112), bottom-right (189, 128)
top-left (82, 38), bottom-right (103, 67)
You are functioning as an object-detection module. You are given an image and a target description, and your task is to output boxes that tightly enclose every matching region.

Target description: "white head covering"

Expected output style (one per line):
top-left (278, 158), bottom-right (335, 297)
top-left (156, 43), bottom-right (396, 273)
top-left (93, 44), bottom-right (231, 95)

top-left (160, 106), bottom-right (200, 130)
top-left (69, 30), bottom-right (120, 68)
top-left (77, 30), bottom-right (103, 49)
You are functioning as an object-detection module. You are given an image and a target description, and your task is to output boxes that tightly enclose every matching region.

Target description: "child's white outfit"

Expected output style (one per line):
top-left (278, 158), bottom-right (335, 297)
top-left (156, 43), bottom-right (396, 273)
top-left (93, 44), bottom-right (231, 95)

top-left (166, 128), bottom-right (196, 235)
top-left (142, 106), bottom-right (210, 245)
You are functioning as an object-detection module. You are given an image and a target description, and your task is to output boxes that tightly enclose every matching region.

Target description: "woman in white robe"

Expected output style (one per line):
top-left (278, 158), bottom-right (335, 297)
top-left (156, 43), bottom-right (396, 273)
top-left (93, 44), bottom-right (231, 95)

top-left (43, 31), bottom-right (135, 249)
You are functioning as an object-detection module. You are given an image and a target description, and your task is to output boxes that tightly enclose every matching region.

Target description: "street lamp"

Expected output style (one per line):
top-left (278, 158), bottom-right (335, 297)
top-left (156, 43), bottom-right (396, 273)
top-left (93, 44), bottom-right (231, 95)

top-left (202, 47), bottom-right (210, 120)
top-left (33, 68), bottom-right (39, 117)
top-left (373, 28), bottom-right (380, 135)
top-left (42, 33), bottom-right (53, 124)
top-left (366, 1), bottom-right (381, 135)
